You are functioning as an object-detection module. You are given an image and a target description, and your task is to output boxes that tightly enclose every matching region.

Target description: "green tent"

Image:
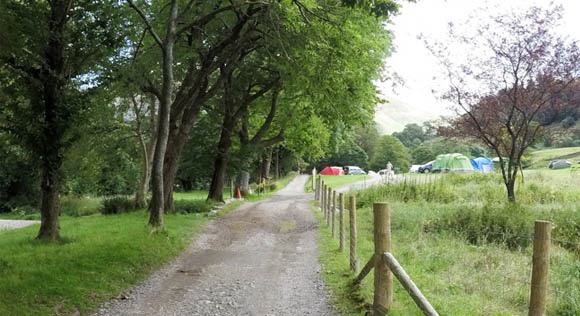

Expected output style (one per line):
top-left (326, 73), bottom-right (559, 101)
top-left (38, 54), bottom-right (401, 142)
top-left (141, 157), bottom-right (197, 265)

top-left (432, 153), bottom-right (475, 173)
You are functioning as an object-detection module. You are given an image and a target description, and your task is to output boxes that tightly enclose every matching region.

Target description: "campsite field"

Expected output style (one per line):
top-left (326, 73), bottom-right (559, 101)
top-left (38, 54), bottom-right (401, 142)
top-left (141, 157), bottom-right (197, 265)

top-left (318, 174), bottom-right (369, 188)
top-left (527, 146), bottom-right (580, 169)
top-left (316, 168), bottom-right (580, 315)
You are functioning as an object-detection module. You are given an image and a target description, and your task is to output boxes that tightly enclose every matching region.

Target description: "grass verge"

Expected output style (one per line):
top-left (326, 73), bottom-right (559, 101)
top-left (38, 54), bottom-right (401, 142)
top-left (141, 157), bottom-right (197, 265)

top-left (0, 211), bottom-right (208, 316)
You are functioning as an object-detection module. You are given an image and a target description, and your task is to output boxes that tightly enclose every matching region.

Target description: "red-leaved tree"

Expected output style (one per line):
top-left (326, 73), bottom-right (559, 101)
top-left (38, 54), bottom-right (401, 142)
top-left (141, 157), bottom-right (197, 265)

top-left (431, 5), bottom-right (580, 202)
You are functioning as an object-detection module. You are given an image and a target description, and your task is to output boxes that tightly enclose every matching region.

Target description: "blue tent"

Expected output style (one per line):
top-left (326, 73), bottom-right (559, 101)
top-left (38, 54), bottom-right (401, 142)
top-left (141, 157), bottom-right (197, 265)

top-left (470, 157), bottom-right (494, 173)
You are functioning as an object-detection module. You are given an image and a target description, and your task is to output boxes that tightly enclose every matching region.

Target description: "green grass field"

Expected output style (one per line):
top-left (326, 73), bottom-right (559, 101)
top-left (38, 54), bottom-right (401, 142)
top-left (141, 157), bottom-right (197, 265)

top-left (315, 165), bottom-right (580, 315)
top-left (527, 146), bottom-right (580, 169)
top-left (0, 211), bottom-right (209, 315)
top-left (319, 175), bottom-right (369, 188)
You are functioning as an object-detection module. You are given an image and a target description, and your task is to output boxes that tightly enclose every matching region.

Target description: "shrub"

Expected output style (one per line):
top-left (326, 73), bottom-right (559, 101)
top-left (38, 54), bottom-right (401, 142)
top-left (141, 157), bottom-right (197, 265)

top-left (173, 199), bottom-right (216, 214)
top-left (100, 196), bottom-right (136, 215)
top-left (424, 203), bottom-right (533, 250)
top-left (268, 181), bottom-right (278, 191)
top-left (12, 205), bottom-right (38, 216)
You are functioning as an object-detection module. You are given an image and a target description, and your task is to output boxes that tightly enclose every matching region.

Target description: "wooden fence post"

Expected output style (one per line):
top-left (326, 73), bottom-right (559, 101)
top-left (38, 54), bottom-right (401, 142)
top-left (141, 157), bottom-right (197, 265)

top-left (349, 196), bottom-right (359, 273)
top-left (384, 252), bottom-right (439, 316)
top-left (312, 168), bottom-right (316, 191)
top-left (316, 176), bottom-right (323, 202)
top-left (323, 184), bottom-right (327, 217)
top-left (339, 193), bottom-right (345, 252)
top-left (321, 182), bottom-right (325, 213)
top-left (529, 220), bottom-right (551, 316)
top-left (331, 190), bottom-right (336, 238)
top-left (314, 176), bottom-right (319, 200)
top-left (326, 187), bottom-right (332, 227)
top-left (373, 202), bottom-right (392, 315)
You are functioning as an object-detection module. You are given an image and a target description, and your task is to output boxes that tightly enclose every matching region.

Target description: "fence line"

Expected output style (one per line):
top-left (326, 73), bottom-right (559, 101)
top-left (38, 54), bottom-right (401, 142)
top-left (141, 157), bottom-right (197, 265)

top-left (313, 175), bottom-right (551, 316)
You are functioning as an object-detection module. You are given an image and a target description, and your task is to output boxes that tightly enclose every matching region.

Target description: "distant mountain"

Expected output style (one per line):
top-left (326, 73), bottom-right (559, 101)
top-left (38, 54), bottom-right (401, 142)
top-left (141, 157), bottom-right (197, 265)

top-left (374, 94), bottom-right (447, 134)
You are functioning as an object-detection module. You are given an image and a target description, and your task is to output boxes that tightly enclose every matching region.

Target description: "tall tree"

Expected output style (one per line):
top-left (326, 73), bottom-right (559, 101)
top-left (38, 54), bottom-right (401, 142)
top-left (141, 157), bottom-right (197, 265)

top-left (0, 0), bottom-right (126, 240)
top-left (207, 64), bottom-right (281, 202)
top-left (127, 1), bottom-right (273, 215)
top-left (368, 135), bottom-right (410, 171)
top-left (430, 5), bottom-right (580, 202)
top-left (132, 94), bottom-right (157, 208)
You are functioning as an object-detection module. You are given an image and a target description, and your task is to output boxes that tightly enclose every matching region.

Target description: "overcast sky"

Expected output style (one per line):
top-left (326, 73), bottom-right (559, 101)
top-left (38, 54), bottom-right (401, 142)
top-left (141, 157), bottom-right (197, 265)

top-left (376, 0), bottom-right (580, 134)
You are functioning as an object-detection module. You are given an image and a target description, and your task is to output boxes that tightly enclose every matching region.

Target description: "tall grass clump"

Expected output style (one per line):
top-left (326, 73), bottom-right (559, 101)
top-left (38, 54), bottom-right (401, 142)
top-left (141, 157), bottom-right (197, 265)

top-left (544, 206), bottom-right (580, 254)
top-left (424, 202), bottom-right (533, 250)
top-left (60, 196), bottom-right (102, 217)
top-left (356, 176), bottom-right (456, 207)
top-left (173, 199), bottom-right (216, 214)
top-left (100, 196), bottom-right (137, 215)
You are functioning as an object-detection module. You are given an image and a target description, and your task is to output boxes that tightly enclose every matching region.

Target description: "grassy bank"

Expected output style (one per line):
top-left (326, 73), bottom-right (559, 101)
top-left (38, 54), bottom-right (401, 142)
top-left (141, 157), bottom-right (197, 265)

top-left (316, 171), bottom-right (580, 315)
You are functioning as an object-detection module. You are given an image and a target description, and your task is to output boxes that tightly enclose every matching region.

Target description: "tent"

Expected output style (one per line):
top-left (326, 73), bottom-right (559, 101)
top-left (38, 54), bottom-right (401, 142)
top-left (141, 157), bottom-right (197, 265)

top-left (432, 153), bottom-right (475, 173)
top-left (548, 159), bottom-right (572, 169)
top-left (470, 157), bottom-right (494, 173)
top-left (320, 166), bottom-right (345, 175)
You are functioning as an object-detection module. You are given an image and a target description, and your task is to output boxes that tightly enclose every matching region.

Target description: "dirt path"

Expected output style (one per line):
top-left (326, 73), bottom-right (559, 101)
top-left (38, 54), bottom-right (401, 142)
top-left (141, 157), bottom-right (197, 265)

top-left (95, 175), bottom-right (335, 316)
top-left (0, 219), bottom-right (40, 230)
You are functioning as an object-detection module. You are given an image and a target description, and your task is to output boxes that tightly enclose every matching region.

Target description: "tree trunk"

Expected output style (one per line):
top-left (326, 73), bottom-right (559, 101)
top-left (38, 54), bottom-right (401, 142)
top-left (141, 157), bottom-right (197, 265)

top-left (36, 0), bottom-right (67, 241)
top-left (506, 179), bottom-right (516, 203)
top-left (135, 97), bottom-right (157, 209)
top-left (275, 146), bottom-right (280, 179)
top-left (37, 152), bottom-right (62, 241)
top-left (148, 0), bottom-right (178, 229)
top-left (162, 125), bottom-right (192, 213)
top-left (207, 151), bottom-right (230, 202)
top-left (237, 171), bottom-right (251, 194)
top-left (207, 116), bottom-right (235, 202)
top-left (135, 137), bottom-right (154, 208)
top-left (261, 147), bottom-right (273, 180)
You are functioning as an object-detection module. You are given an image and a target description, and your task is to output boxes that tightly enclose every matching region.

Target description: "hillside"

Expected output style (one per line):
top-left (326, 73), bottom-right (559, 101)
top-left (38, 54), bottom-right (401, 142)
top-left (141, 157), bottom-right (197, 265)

top-left (528, 147), bottom-right (580, 169)
top-left (374, 94), bottom-right (447, 134)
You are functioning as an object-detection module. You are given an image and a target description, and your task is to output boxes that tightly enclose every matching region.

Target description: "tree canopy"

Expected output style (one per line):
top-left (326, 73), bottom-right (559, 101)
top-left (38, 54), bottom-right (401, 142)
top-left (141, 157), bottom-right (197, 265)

top-left (431, 5), bottom-right (580, 202)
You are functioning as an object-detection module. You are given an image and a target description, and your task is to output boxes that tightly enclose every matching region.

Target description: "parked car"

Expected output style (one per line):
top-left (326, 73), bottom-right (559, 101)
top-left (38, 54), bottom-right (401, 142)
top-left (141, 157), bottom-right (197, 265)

top-left (409, 165), bottom-right (421, 173)
top-left (344, 166), bottom-right (366, 175)
top-left (418, 161), bottom-right (434, 173)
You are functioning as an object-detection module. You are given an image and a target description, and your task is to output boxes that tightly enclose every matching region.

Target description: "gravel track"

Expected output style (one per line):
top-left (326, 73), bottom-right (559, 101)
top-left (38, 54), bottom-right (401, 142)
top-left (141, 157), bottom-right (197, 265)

top-left (0, 219), bottom-right (40, 230)
top-left (94, 175), bottom-right (336, 316)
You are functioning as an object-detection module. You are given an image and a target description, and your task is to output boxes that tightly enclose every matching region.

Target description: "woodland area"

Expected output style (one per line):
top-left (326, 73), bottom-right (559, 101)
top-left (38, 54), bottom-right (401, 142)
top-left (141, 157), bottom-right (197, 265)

top-left (2, 1), bottom-right (580, 239)
top-left (0, 0), bottom-right (400, 239)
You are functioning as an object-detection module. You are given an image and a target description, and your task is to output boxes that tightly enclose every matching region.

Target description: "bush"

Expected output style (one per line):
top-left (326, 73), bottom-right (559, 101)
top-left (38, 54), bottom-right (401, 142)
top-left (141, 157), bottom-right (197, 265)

top-left (12, 205), bottom-right (38, 216)
top-left (173, 199), bottom-right (216, 214)
top-left (268, 181), bottom-right (278, 191)
top-left (100, 196), bottom-right (136, 215)
top-left (424, 203), bottom-right (533, 250)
